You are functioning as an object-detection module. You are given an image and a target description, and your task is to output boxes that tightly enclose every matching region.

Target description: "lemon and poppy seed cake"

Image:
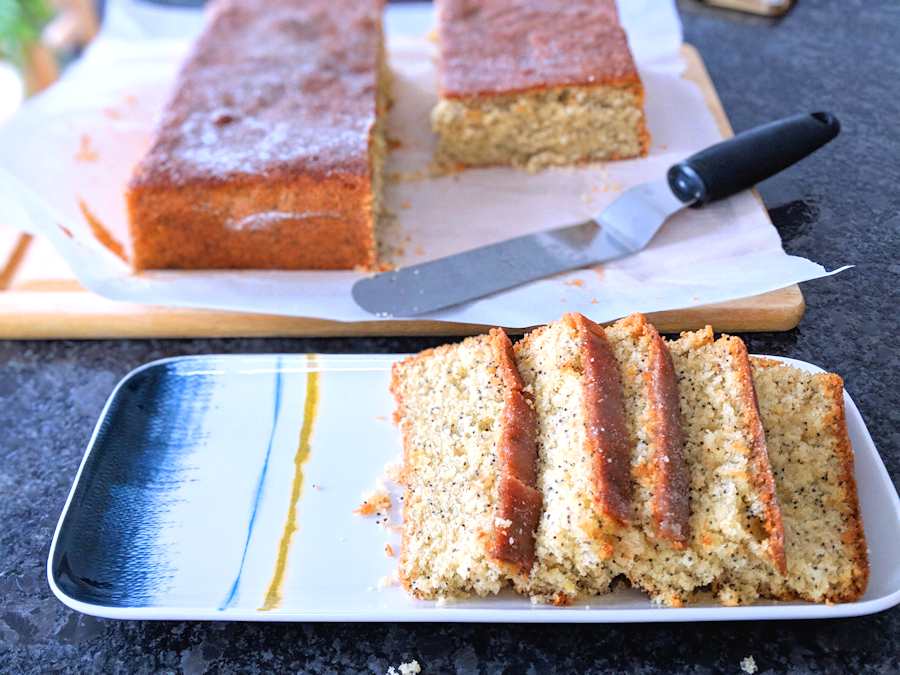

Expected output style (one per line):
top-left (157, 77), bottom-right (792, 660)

top-left (751, 358), bottom-right (869, 602)
top-left (431, 0), bottom-right (650, 171)
top-left (127, 0), bottom-right (389, 270)
top-left (602, 314), bottom-right (697, 607)
top-left (388, 316), bottom-right (869, 607)
top-left (667, 328), bottom-right (787, 605)
top-left (390, 329), bottom-right (542, 598)
top-left (512, 314), bottom-right (633, 602)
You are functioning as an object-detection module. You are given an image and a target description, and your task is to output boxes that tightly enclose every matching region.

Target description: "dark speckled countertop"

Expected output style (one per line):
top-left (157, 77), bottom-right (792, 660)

top-left (2, 0), bottom-right (899, 672)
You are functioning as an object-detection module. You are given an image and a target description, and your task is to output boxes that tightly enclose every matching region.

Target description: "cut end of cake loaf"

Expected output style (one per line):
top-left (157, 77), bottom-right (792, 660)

top-left (513, 314), bottom-right (632, 601)
top-left (668, 328), bottom-right (786, 605)
top-left (127, 0), bottom-right (387, 271)
top-left (431, 85), bottom-right (650, 171)
top-left (751, 358), bottom-right (869, 603)
top-left (391, 329), bottom-right (540, 599)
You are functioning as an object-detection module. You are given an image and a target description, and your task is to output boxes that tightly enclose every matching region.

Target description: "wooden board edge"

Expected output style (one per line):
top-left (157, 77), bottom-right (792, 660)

top-left (0, 285), bottom-right (804, 339)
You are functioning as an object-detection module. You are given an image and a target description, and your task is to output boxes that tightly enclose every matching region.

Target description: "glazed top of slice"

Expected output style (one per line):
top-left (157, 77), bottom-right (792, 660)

top-left (645, 324), bottom-right (690, 547)
top-left (435, 0), bottom-right (641, 98)
top-left (488, 328), bottom-right (542, 574)
top-left (570, 314), bottom-right (633, 526)
top-left (131, 0), bottom-right (383, 190)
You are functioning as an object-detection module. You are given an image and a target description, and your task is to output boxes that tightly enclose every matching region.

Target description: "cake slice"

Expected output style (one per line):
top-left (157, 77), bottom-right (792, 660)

top-left (513, 314), bottom-right (632, 601)
top-left (751, 358), bottom-right (869, 602)
top-left (391, 329), bottom-right (541, 598)
top-left (127, 0), bottom-right (389, 270)
top-left (667, 328), bottom-right (787, 605)
top-left (603, 314), bottom-right (698, 606)
top-left (431, 0), bottom-right (649, 171)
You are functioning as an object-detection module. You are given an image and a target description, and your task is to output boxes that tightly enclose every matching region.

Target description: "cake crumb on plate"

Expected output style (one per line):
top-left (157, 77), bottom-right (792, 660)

top-left (354, 482), bottom-right (392, 516)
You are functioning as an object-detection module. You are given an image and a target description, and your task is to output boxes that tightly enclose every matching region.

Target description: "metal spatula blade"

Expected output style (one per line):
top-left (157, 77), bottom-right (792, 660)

top-left (352, 179), bottom-right (683, 317)
top-left (352, 112), bottom-right (840, 317)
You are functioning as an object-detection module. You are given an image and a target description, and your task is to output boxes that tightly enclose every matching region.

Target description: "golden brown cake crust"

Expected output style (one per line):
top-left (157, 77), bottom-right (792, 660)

top-left (568, 313), bottom-right (632, 526)
top-left (127, 0), bottom-right (385, 270)
top-left (435, 0), bottom-right (641, 98)
top-left (641, 319), bottom-right (691, 548)
top-left (489, 328), bottom-right (543, 574)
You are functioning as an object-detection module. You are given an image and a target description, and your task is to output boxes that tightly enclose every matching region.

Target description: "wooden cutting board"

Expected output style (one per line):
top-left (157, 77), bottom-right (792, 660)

top-left (0, 45), bottom-right (804, 339)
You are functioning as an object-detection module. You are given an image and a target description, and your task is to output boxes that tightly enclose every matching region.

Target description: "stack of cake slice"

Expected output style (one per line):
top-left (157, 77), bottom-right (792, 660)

top-left (390, 313), bottom-right (869, 606)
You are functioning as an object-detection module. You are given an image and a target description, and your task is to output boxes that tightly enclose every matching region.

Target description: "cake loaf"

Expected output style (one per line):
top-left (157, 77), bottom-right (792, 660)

top-left (513, 314), bottom-right (633, 602)
top-left (431, 0), bottom-right (649, 170)
top-left (127, 0), bottom-right (388, 270)
top-left (668, 328), bottom-right (786, 605)
top-left (391, 329), bottom-right (542, 598)
top-left (751, 358), bottom-right (869, 602)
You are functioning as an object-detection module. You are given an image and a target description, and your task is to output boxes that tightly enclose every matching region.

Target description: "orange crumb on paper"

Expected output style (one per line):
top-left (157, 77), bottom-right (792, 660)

top-left (400, 201), bottom-right (411, 210)
top-left (124, 94), bottom-right (138, 106)
top-left (592, 266), bottom-right (605, 281)
top-left (102, 107), bottom-right (122, 120)
top-left (387, 137), bottom-right (403, 151)
top-left (564, 278), bottom-right (585, 288)
top-left (57, 224), bottom-right (73, 238)
top-left (366, 260), bottom-right (395, 273)
top-left (74, 134), bottom-right (98, 162)
top-left (590, 298), bottom-right (599, 305)
top-left (385, 543), bottom-right (395, 557)
top-left (78, 199), bottom-right (128, 263)
top-left (413, 245), bottom-right (425, 257)
top-left (375, 415), bottom-right (388, 422)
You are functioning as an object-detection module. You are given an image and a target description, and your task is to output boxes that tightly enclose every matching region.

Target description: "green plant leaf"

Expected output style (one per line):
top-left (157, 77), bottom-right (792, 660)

top-left (0, 0), bottom-right (55, 68)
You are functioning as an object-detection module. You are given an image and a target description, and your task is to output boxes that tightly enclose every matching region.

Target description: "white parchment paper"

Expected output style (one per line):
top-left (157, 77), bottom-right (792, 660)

top-left (0, 0), bottom-right (845, 325)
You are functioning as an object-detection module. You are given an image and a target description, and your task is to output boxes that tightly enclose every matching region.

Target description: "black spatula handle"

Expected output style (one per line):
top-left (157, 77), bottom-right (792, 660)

top-left (667, 112), bottom-right (840, 206)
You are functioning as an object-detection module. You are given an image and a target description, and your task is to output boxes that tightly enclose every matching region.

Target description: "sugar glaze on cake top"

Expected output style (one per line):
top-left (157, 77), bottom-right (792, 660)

top-left (435, 0), bottom-right (640, 98)
top-left (131, 0), bottom-right (382, 189)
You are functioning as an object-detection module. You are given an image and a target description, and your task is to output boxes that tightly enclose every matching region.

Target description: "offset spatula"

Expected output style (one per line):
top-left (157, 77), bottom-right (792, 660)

top-left (353, 112), bottom-right (840, 317)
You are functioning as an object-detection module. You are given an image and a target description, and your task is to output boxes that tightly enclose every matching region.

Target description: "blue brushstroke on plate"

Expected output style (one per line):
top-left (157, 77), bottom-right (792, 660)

top-left (219, 359), bottom-right (283, 610)
top-left (51, 360), bottom-right (213, 606)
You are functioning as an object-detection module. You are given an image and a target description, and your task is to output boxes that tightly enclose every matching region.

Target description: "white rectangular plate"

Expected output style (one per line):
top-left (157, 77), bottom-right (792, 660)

top-left (49, 354), bottom-right (900, 622)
